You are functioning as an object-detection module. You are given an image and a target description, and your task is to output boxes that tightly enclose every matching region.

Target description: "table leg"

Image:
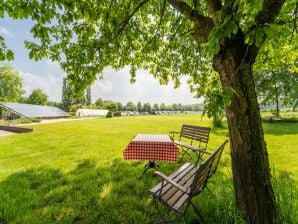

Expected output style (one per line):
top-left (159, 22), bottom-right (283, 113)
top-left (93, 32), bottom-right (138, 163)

top-left (143, 161), bottom-right (159, 174)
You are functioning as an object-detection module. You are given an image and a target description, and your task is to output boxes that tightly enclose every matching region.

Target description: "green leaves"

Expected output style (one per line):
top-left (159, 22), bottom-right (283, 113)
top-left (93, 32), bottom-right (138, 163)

top-left (0, 0), bottom-right (296, 108)
top-left (0, 64), bottom-right (24, 102)
top-left (0, 36), bottom-right (14, 61)
top-left (208, 15), bottom-right (238, 57)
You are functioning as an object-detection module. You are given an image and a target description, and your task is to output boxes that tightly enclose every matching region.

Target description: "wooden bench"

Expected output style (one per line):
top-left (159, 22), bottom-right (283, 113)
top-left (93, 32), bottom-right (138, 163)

top-left (170, 124), bottom-right (211, 163)
top-left (150, 140), bottom-right (228, 223)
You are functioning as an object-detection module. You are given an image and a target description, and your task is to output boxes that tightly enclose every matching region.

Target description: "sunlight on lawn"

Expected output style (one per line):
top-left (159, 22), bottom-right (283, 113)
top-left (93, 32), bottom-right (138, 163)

top-left (0, 115), bottom-right (297, 223)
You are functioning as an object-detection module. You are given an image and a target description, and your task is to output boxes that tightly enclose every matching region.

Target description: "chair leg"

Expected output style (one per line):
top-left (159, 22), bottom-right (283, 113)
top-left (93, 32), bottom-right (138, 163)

top-left (195, 152), bottom-right (203, 165)
top-left (180, 147), bottom-right (191, 161)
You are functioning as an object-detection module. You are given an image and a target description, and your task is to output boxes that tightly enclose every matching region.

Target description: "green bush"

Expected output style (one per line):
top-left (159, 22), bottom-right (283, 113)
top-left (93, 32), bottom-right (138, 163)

top-left (10, 118), bottom-right (40, 124)
top-left (106, 111), bottom-right (113, 118)
top-left (69, 104), bottom-right (84, 116)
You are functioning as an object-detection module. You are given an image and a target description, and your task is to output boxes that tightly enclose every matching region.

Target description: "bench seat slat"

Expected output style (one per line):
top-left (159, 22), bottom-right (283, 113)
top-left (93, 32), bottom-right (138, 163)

top-left (161, 166), bottom-right (198, 202)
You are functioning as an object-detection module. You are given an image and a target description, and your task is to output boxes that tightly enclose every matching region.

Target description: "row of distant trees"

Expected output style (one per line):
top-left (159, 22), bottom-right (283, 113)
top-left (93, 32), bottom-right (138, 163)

top-left (95, 99), bottom-right (204, 112)
top-left (0, 64), bottom-right (204, 114)
top-left (68, 99), bottom-right (204, 116)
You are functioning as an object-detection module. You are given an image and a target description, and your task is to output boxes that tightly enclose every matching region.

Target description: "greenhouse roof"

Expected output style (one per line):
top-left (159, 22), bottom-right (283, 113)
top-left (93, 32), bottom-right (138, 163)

top-left (0, 102), bottom-right (70, 118)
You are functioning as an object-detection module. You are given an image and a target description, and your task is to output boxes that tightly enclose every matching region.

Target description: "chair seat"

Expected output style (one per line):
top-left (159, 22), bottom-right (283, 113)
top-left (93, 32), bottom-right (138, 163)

top-left (150, 163), bottom-right (198, 210)
top-left (174, 140), bottom-right (204, 152)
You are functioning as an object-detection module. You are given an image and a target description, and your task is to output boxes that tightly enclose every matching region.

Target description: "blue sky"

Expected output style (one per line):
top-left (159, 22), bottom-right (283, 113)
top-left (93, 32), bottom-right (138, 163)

top-left (0, 16), bottom-right (200, 105)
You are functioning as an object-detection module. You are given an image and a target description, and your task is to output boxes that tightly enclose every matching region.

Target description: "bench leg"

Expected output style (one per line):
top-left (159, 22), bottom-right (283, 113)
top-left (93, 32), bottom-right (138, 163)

top-left (190, 201), bottom-right (204, 223)
top-left (153, 197), bottom-right (186, 224)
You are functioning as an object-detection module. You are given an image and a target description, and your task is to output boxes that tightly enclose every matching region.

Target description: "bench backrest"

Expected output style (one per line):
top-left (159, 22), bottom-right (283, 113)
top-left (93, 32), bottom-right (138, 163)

top-left (190, 140), bottom-right (228, 196)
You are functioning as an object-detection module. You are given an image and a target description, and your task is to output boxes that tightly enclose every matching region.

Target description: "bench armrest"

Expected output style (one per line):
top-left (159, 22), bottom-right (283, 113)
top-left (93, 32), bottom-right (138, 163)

top-left (153, 171), bottom-right (188, 193)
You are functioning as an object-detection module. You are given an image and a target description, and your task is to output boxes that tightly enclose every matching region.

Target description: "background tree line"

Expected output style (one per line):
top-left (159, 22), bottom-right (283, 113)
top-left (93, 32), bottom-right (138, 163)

top-left (1, 63), bottom-right (296, 117)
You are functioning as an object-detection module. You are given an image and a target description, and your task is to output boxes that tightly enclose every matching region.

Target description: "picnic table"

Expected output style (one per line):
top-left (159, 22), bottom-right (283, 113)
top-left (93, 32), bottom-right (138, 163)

top-left (123, 134), bottom-right (179, 174)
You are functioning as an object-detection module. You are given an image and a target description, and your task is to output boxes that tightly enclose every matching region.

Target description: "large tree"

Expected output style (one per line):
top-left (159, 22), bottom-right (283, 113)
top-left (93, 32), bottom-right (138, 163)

top-left (2, 0), bottom-right (297, 223)
top-left (0, 64), bottom-right (24, 102)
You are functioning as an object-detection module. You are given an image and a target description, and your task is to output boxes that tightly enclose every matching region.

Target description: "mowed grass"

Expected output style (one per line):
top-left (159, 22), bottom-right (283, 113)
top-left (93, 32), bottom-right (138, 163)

top-left (0, 115), bottom-right (297, 223)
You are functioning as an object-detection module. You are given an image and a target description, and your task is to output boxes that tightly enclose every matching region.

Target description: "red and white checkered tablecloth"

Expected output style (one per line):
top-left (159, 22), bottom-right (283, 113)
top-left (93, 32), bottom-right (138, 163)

top-left (123, 134), bottom-right (179, 162)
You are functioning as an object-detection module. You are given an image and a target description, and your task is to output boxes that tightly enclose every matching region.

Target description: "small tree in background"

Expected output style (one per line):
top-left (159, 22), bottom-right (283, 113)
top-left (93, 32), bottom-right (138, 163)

top-left (124, 102), bottom-right (137, 111)
top-left (116, 102), bottom-right (123, 111)
top-left (61, 77), bottom-right (72, 111)
top-left (95, 98), bottom-right (104, 108)
top-left (0, 64), bottom-right (24, 102)
top-left (152, 103), bottom-right (160, 111)
top-left (143, 103), bottom-right (151, 113)
top-left (85, 86), bottom-right (91, 105)
top-left (160, 103), bottom-right (166, 111)
top-left (255, 66), bottom-right (298, 117)
top-left (137, 102), bottom-right (142, 112)
top-left (26, 89), bottom-right (48, 105)
top-left (104, 101), bottom-right (118, 112)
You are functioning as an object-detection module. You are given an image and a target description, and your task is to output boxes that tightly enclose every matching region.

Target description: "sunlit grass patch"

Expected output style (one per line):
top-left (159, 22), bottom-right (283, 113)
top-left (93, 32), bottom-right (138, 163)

top-left (0, 115), bottom-right (297, 223)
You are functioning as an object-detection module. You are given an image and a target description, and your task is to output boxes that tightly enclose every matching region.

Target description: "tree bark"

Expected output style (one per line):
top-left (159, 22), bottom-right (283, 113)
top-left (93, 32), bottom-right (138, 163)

top-left (275, 84), bottom-right (280, 117)
top-left (213, 33), bottom-right (279, 224)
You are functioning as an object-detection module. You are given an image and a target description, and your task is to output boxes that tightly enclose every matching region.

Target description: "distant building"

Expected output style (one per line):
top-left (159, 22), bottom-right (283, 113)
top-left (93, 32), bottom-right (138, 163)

top-left (0, 102), bottom-right (70, 120)
top-left (76, 109), bottom-right (109, 117)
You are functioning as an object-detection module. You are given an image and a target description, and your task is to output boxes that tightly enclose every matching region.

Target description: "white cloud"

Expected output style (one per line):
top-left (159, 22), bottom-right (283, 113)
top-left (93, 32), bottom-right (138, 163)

top-left (20, 71), bottom-right (63, 102)
top-left (44, 59), bottom-right (61, 70)
top-left (0, 26), bottom-right (14, 37)
top-left (91, 67), bottom-right (201, 105)
top-left (18, 67), bottom-right (201, 105)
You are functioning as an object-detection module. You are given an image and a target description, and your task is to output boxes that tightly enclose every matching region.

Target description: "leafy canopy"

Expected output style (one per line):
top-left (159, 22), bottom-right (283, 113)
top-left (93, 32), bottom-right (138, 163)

top-left (1, 0), bottom-right (297, 99)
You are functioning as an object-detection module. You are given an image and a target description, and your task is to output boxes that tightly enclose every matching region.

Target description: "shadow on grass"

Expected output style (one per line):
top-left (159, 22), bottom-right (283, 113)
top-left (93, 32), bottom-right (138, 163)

top-left (0, 159), bottom-right (158, 224)
top-left (0, 158), bottom-right (296, 224)
top-left (208, 119), bottom-right (298, 136)
top-left (262, 121), bottom-right (298, 136)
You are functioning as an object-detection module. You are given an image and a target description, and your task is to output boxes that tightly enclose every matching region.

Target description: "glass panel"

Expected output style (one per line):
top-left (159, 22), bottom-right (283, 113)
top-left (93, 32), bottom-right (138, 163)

top-left (0, 102), bottom-right (70, 118)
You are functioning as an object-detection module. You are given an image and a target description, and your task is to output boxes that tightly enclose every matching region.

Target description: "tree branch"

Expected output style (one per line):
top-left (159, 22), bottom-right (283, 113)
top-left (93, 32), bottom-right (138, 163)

top-left (167, 0), bottom-right (214, 43)
top-left (291, 2), bottom-right (298, 42)
top-left (115, 0), bottom-right (149, 39)
top-left (255, 0), bottom-right (286, 25)
top-left (204, 0), bottom-right (222, 24)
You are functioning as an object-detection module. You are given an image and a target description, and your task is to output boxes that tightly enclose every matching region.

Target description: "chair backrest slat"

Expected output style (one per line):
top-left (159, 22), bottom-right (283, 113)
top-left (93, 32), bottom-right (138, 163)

top-left (180, 124), bottom-right (211, 145)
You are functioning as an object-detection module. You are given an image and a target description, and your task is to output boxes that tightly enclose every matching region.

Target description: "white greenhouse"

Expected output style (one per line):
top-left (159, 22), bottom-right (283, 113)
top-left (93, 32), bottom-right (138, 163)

top-left (76, 109), bottom-right (109, 117)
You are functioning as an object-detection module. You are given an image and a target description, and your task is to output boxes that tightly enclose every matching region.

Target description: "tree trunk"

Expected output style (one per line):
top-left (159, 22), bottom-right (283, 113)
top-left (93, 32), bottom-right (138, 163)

top-left (275, 84), bottom-right (279, 117)
top-left (213, 34), bottom-right (279, 223)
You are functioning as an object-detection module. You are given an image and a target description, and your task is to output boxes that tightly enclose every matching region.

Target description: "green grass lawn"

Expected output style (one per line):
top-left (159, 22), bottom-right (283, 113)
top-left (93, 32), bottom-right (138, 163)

top-left (0, 115), bottom-right (297, 223)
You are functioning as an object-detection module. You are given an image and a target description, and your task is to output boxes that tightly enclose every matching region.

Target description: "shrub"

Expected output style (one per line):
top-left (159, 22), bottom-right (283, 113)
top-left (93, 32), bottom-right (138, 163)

top-left (10, 118), bottom-right (40, 124)
top-left (106, 111), bottom-right (113, 118)
top-left (69, 104), bottom-right (84, 116)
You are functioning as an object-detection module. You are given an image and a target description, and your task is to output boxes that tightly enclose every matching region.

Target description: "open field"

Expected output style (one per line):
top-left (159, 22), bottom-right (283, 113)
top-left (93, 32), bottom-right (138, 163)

top-left (0, 115), bottom-right (297, 223)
